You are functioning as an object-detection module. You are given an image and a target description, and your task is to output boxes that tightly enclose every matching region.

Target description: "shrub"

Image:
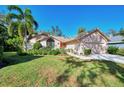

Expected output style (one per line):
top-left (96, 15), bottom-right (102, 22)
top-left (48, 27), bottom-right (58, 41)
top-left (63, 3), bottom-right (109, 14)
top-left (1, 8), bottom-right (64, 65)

top-left (27, 49), bottom-right (40, 55)
top-left (107, 46), bottom-right (119, 54)
top-left (48, 49), bottom-right (60, 55)
top-left (117, 48), bottom-right (124, 56)
top-left (27, 48), bottom-right (64, 56)
top-left (42, 49), bottom-right (48, 55)
top-left (33, 41), bottom-right (42, 50)
top-left (59, 48), bottom-right (66, 54)
top-left (27, 48), bottom-right (49, 56)
top-left (17, 48), bottom-right (27, 56)
top-left (84, 48), bottom-right (91, 55)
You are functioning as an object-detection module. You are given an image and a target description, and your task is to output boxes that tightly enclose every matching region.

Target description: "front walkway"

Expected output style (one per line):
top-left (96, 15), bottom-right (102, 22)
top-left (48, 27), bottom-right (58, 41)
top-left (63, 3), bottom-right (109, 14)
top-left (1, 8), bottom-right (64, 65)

top-left (67, 52), bottom-right (124, 64)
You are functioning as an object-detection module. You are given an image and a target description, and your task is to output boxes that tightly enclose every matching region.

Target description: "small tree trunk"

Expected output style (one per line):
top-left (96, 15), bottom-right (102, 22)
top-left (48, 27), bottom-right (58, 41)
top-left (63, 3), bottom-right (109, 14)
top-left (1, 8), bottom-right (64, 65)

top-left (24, 36), bottom-right (27, 51)
top-left (24, 22), bottom-right (28, 52)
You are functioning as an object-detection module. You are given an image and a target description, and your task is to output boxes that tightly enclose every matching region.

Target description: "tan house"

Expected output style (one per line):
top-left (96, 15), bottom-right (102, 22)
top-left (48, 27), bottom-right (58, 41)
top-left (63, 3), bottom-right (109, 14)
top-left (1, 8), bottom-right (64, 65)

top-left (29, 33), bottom-right (70, 49)
top-left (64, 29), bottom-right (109, 55)
top-left (29, 28), bottom-right (109, 55)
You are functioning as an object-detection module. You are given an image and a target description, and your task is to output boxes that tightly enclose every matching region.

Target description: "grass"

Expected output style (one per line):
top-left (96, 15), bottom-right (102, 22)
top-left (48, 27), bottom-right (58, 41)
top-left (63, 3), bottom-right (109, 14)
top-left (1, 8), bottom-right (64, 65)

top-left (0, 52), bottom-right (124, 86)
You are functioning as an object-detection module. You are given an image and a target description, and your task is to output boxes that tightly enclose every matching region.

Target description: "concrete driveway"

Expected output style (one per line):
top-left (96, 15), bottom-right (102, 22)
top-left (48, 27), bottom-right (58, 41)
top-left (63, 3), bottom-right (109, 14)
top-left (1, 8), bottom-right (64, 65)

top-left (90, 54), bottom-right (124, 64)
top-left (67, 52), bottom-right (124, 64)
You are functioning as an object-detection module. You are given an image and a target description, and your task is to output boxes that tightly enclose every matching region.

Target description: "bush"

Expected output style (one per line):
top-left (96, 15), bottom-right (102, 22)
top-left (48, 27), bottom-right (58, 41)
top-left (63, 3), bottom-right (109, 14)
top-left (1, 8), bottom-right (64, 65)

top-left (27, 49), bottom-right (40, 55)
top-left (117, 48), bottom-right (124, 56)
top-left (27, 48), bottom-right (63, 56)
top-left (27, 48), bottom-right (50, 56)
top-left (107, 46), bottom-right (119, 54)
top-left (59, 48), bottom-right (66, 54)
top-left (49, 49), bottom-right (60, 55)
top-left (84, 48), bottom-right (91, 55)
top-left (33, 41), bottom-right (42, 50)
top-left (17, 48), bottom-right (27, 56)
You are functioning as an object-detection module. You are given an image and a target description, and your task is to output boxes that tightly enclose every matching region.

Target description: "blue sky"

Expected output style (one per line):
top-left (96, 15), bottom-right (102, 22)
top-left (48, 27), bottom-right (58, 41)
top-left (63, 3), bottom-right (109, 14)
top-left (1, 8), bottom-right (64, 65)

top-left (0, 5), bottom-right (124, 37)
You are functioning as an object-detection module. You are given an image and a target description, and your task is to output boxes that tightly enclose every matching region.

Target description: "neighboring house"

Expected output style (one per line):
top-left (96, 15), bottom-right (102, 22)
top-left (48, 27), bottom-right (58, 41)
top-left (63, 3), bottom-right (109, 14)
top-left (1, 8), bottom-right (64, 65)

top-left (108, 35), bottom-right (124, 48)
top-left (29, 33), bottom-right (70, 49)
top-left (28, 28), bottom-right (109, 55)
top-left (29, 33), bottom-right (49, 49)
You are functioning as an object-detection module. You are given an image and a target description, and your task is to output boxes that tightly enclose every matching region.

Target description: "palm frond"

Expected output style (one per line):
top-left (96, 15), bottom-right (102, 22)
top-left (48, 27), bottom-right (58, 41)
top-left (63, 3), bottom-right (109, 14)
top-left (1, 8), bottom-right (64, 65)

top-left (7, 22), bottom-right (18, 36)
top-left (25, 14), bottom-right (34, 21)
top-left (0, 24), bottom-right (7, 31)
top-left (26, 21), bottom-right (33, 35)
top-left (18, 22), bottom-right (25, 39)
top-left (33, 20), bottom-right (38, 30)
top-left (24, 8), bottom-right (32, 15)
top-left (5, 13), bottom-right (22, 23)
top-left (7, 5), bottom-right (23, 15)
top-left (25, 14), bottom-right (38, 30)
top-left (8, 22), bottom-right (14, 36)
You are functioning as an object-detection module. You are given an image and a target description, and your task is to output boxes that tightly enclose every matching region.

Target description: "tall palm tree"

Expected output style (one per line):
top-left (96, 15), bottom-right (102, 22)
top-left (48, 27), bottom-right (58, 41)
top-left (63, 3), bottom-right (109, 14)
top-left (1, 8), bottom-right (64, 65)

top-left (0, 13), bottom-right (7, 47)
top-left (0, 13), bottom-right (7, 61)
top-left (5, 5), bottom-right (38, 51)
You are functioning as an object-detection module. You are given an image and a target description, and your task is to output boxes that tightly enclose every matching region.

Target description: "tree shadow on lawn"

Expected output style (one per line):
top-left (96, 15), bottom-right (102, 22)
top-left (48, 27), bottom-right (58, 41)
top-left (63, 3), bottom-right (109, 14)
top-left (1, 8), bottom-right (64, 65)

top-left (77, 69), bottom-right (98, 87)
top-left (96, 54), bottom-right (124, 83)
top-left (77, 60), bottom-right (124, 87)
top-left (0, 54), bottom-right (43, 69)
top-left (64, 56), bottom-right (87, 68)
top-left (99, 60), bottom-right (124, 83)
top-left (57, 56), bottom-right (124, 86)
top-left (57, 56), bottom-right (93, 86)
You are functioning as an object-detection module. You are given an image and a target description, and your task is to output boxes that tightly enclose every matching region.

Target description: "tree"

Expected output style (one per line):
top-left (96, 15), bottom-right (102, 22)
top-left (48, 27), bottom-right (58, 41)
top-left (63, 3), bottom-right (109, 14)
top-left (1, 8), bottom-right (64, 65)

top-left (108, 29), bottom-right (117, 36)
top-left (33, 41), bottom-right (42, 50)
top-left (51, 26), bottom-right (62, 36)
top-left (77, 27), bottom-right (86, 35)
top-left (5, 5), bottom-right (38, 51)
top-left (6, 36), bottom-right (22, 50)
top-left (119, 28), bottom-right (124, 36)
top-left (0, 13), bottom-right (7, 62)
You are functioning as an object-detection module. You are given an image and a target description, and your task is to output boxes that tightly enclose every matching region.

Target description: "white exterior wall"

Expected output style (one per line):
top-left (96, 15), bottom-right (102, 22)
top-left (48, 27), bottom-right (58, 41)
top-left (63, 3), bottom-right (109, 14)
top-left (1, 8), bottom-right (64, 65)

top-left (29, 38), bottom-right (62, 49)
top-left (29, 38), bottom-right (47, 48)
top-left (66, 44), bottom-right (75, 50)
top-left (78, 32), bottom-right (108, 54)
top-left (40, 40), bottom-right (47, 47)
top-left (54, 39), bottom-right (61, 49)
top-left (29, 38), bottom-right (36, 49)
top-left (65, 31), bottom-right (108, 55)
top-left (30, 38), bottom-right (36, 44)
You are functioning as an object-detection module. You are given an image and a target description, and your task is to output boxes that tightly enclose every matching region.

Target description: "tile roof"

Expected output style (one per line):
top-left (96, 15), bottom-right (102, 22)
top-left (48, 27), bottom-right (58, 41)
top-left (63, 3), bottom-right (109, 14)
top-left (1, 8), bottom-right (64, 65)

top-left (64, 28), bottom-right (110, 43)
top-left (29, 33), bottom-right (50, 41)
top-left (29, 28), bottom-right (109, 43)
top-left (52, 36), bottom-right (73, 42)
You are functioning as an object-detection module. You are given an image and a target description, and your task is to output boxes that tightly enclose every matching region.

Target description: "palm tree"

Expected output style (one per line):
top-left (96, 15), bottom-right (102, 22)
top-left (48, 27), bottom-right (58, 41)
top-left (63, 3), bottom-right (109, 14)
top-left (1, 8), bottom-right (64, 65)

top-left (0, 13), bottom-right (7, 47)
top-left (5, 5), bottom-right (38, 51)
top-left (51, 26), bottom-right (62, 36)
top-left (0, 13), bottom-right (7, 61)
top-left (77, 27), bottom-right (86, 35)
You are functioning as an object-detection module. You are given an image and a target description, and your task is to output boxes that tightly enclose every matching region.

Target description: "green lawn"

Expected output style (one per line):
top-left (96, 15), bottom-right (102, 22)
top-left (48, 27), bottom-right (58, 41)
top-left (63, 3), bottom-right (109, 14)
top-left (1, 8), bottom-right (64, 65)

top-left (0, 52), bottom-right (124, 87)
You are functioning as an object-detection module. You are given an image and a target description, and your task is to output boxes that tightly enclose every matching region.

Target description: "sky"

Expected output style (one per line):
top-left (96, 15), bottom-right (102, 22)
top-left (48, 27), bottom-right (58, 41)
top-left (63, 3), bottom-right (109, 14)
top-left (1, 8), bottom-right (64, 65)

top-left (0, 5), bottom-right (124, 37)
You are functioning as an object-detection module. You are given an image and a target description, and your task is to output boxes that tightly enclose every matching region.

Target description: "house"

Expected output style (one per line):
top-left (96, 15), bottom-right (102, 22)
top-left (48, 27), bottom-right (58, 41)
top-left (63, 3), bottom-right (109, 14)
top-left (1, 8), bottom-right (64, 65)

top-left (29, 28), bottom-right (109, 55)
top-left (108, 35), bottom-right (124, 48)
top-left (64, 28), bottom-right (109, 55)
top-left (29, 33), bottom-right (70, 49)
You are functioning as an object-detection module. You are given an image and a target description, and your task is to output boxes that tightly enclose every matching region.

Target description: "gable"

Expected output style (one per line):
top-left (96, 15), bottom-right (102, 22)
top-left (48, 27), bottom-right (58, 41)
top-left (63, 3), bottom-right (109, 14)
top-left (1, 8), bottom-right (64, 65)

top-left (78, 29), bottom-right (109, 42)
top-left (79, 31), bottom-right (108, 44)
